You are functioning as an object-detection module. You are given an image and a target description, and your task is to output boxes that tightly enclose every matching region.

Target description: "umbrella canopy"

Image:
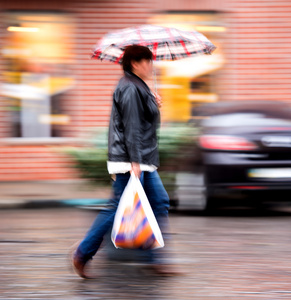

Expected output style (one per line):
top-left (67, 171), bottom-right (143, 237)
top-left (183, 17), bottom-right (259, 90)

top-left (92, 25), bottom-right (216, 63)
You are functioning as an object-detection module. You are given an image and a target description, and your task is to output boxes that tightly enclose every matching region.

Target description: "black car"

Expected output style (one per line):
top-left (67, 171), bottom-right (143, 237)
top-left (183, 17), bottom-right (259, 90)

top-left (195, 100), bottom-right (291, 209)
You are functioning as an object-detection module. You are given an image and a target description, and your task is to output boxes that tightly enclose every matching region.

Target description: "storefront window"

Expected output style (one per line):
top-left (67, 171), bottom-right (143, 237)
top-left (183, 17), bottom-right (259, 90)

top-left (149, 12), bottom-right (225, 122)
top-left (2, 12), bottom-right (74, 138)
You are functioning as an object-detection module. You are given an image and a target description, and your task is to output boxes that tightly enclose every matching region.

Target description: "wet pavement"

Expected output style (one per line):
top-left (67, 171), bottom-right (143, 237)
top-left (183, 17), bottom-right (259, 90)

top-left (1, 207), bottom-right (291, 299)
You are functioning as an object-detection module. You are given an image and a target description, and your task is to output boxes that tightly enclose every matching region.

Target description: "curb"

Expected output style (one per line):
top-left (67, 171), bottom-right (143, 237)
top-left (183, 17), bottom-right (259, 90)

top-left (0, 198), bottom-right (109, 209)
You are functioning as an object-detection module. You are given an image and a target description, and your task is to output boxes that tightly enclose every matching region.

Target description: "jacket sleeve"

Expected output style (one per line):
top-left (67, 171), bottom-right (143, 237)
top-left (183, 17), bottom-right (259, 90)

top-left (119, 84), bottom-right (144, 163)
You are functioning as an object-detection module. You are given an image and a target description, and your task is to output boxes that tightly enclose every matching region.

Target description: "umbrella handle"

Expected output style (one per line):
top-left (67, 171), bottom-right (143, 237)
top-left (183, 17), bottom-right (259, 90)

top-left (152, 42), bottom-right (158, 94)
top-left (153, 63), bottom-right (157, 94)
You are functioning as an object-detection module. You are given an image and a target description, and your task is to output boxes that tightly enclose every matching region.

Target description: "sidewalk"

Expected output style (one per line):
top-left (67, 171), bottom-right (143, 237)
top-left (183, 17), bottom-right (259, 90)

top-left (0, 180), bottom-right (112, 209)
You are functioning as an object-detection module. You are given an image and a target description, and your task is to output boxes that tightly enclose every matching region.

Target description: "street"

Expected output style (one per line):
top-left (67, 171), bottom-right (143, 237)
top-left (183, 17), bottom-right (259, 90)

top-left (1, 207), bottom-right (291, 299)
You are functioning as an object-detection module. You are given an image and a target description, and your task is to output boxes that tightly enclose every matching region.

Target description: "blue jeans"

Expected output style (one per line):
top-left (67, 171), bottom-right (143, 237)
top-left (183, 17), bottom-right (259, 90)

top-left (76, 171), bottom-right (170, 264)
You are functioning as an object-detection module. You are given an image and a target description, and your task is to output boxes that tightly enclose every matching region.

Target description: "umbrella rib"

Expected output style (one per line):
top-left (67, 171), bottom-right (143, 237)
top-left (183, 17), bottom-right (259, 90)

top-left (99, 44), bottom-right (115, 61)
top-left (190, 31), bottom-right (209, 54)
top-left (152, 42), bottom-right (158, 60)
top-left (180, 40), bottom-right (191, 57)
top-left (166, 42), bottom-right (174, 60)
top-left (136, 26), bottom-right (145, 46)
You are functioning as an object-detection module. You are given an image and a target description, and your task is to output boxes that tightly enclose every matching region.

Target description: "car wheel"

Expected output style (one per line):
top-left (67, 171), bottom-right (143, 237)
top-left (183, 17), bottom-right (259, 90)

top-left (201, 171), bottom-right (219, 212)
top-left (201, 185), bottom-right (217, 212)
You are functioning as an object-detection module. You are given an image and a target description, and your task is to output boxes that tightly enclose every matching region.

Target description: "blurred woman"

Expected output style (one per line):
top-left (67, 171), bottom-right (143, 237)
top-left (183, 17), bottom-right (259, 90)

top-left (72, 45), bottom-right (175, 278)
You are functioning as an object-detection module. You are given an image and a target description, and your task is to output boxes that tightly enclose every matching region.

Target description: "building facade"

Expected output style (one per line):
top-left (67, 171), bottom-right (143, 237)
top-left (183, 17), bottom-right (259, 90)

top-left (0, 0), bottom-right (291, 181)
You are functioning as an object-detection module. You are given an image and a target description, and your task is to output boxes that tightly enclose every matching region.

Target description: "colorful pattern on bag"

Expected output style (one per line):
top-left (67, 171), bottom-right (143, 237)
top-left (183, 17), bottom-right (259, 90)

top-left (114, 192), bottom-right (160, 249)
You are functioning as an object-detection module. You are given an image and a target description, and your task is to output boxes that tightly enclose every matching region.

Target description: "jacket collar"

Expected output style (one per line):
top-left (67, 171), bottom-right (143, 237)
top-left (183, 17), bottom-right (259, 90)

top-left (125, 71), bottom-right (151, 93)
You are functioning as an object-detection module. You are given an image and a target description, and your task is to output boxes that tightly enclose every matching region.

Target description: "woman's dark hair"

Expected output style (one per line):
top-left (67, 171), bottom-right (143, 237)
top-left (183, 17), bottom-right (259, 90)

top-left (122, 45), bottom-right (153, 72)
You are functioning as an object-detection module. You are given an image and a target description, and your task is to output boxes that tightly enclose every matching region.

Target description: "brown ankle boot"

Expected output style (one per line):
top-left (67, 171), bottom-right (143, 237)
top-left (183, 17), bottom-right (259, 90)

top-left (72, 253), bottom-right (89, 279)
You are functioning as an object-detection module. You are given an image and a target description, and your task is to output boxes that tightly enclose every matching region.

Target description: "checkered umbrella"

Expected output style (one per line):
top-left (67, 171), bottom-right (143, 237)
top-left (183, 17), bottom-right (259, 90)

top-left (92, 25), bottom-right (216, 63)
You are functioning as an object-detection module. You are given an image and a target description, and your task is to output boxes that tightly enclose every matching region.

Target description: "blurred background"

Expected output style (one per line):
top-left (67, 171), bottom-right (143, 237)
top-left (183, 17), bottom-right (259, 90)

top-left (0, 0), bottom-right (291, 208)
top-left (3, 1), bottom-right (291, 298)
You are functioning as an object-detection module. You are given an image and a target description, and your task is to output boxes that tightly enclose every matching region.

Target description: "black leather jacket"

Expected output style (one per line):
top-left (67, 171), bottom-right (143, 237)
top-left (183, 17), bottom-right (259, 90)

top-left (108, 71), bottom-right (160, 167)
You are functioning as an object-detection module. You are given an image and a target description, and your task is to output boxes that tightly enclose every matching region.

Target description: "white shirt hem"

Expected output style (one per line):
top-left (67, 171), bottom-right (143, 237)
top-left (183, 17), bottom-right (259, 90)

top-left (107, 161), bottom-right (157, 174)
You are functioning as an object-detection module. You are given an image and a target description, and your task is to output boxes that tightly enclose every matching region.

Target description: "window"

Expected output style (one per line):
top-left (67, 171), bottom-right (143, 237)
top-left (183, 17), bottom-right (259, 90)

top-left (149, 12), bottom-right (225, 122)
top-left (2, 12), bottom-right (74, 138)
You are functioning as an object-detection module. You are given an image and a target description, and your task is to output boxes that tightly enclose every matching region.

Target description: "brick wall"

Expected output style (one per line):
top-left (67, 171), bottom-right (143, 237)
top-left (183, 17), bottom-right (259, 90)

top-left (220, 0), bottom-right (291, 102)
top-left (0, 145), bottom-right (78, 181)
top-left (1, 0), bottom-right (291, 181)
top-left (0, 0), bottom-right (157, 181)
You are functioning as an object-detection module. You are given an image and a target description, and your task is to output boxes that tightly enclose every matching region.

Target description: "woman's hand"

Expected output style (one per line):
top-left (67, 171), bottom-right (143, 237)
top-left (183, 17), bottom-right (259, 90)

top-left (131, 162), bottom-right (141, 178)
top-left (153, 92), bottom-right (162, 108)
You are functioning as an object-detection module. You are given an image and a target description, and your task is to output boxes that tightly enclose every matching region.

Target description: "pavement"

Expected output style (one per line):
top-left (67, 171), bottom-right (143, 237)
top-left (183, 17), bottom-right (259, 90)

top-left (0, 173), bottom-right (206, 210)
top-left (3, 207), bottom-right (291, 299)
top-left (0, 180), bottom-right (112, 209)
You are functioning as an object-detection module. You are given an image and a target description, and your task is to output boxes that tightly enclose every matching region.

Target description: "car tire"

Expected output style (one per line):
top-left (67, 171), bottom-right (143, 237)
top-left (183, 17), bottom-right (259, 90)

top-left (202, 186), bottom-right (218, 212)
top-left (202, 172), bottom-right (219, 212)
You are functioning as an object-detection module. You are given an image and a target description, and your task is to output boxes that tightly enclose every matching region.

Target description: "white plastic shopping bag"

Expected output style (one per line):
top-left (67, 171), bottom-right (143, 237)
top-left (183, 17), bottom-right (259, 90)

top-left (111, 172), bottom-right (164, 250)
